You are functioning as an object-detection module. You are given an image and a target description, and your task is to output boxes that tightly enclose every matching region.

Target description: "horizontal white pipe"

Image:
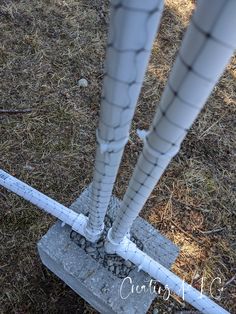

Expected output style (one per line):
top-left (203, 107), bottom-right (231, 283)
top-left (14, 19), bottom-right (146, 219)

top-left (86, 0), bottom-right (164, 241)
top-left (110, 0), bottom-right (236, 243)
top-left (105, 231), bottom-right (229, 314)
top-left (0, 169), bottom-right (97, 240)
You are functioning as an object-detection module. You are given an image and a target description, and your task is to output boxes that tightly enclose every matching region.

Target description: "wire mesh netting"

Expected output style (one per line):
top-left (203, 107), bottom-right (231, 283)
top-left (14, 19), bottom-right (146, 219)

top-left (110, 0), bottom-right (236, 244)
top-left (87, 0), bottom-right (236, 313)
top-left (0, 0), bottom-right (235, 313)
top-left (86, 0), bottom-right (164, 237)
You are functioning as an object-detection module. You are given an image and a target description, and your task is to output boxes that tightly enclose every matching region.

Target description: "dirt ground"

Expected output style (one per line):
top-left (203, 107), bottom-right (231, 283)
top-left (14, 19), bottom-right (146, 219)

top-left (0, 0), bottom-right (235, 313)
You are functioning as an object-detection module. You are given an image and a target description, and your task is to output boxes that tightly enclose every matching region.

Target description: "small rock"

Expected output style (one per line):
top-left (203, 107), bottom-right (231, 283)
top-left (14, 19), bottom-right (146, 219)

top-left (70, 231), bottom-right (77, 240)
top-left (153, 309), bottom-right (159, 314)
top-left (78, 78), bottom-right (88, 87)
top-left (79, 238), bottom-right (86, 246)
top-left (193, 272), bottom-right (201, 280)
top-left (109, 266), bottom-right (114, 272)
top-left (98, 257), bottom-right (104, 263)
top-left (107, 260), bottom-right (113, 267)
top-left (23, 164), bottom-right (34, 171)
top-left (86, 247), bottom-right (96, 253)
top-left (115, 267), bottom-right (120, 275)
top-left (96, 241), bottom-right (104, 248)
top-left (98, 250), bottom-right (105, 259)
top-left (124, 260), bottom-right (132, 268)
top-left (90, 252), bottom-right (98, 258)
top-left (106, 221), bottom-right (111, 228)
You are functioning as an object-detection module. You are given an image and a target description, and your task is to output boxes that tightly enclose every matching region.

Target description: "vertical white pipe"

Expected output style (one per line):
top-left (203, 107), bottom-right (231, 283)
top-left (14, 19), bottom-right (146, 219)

top-left (110, 0), bottom-right (236, 243)
top-left (85, 0), bottom-right (164, 241)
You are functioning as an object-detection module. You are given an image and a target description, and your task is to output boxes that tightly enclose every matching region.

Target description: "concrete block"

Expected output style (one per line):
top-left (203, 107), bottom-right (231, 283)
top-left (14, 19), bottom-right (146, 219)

top-left (38, 188), bottom-right (179, 314)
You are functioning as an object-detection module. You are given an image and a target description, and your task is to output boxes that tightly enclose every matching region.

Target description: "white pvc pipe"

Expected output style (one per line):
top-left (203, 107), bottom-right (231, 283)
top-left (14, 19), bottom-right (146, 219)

top-left (0, 169), bottom-right (89, 238)
top-left (105, 232), bottom-right (229, 314)
top-left (0, 169), bottom-right (228, 313)
top-left (110, 0), bottom-right (236, 243)
top-left (85, 0), bottom-right (164, 241)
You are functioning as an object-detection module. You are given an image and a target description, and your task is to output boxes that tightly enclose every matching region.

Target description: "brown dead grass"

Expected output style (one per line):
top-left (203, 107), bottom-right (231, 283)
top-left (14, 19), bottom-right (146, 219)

top-left (0, 0), bottom-right (235, 313)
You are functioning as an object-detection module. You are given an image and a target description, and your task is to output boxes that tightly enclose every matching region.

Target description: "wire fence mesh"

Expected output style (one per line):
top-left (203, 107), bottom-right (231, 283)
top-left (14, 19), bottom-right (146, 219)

top-left (0, 0), bottom-right (235, 313)
top-left (110, 0), bottom-right (236, 243)
top-left (92, 0), bottom-right (236, 313)
top-left (86, 0), bottom-right (164, 238)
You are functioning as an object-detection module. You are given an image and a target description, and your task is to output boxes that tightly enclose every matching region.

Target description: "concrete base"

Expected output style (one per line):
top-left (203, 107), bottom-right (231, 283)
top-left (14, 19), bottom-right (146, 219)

top-left (37, 188), bottom-right (179, 314)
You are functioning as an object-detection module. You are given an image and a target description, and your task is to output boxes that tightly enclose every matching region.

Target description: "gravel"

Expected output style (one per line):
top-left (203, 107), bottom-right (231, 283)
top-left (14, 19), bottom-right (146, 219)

top-left (70, 215), bottom-right (144, 279)
top-left (77, 78), bottom-right (88, 87)
top-left (124, 260), bottom-right (132, 268)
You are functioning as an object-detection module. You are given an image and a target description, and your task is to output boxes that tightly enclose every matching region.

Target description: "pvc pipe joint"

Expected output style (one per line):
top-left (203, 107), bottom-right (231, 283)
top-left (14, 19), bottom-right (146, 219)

top-left (84, 221), bottom-right (105, 243)
top-left (105, 228), bottom-right (131, 254)
top-left (71, 214), bottom-right (103, 242)
top-left (96, 129), bottom-right (129, 154)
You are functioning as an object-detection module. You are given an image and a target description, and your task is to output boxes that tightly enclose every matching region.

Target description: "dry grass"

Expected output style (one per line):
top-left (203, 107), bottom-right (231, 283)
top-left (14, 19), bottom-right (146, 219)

top-left (0, 0), bottom-right (235, 313)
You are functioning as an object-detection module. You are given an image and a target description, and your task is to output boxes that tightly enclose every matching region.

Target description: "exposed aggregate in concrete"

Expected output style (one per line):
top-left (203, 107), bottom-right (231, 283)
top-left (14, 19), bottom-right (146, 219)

top-left (70, 215), bottom-right (143, 279)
